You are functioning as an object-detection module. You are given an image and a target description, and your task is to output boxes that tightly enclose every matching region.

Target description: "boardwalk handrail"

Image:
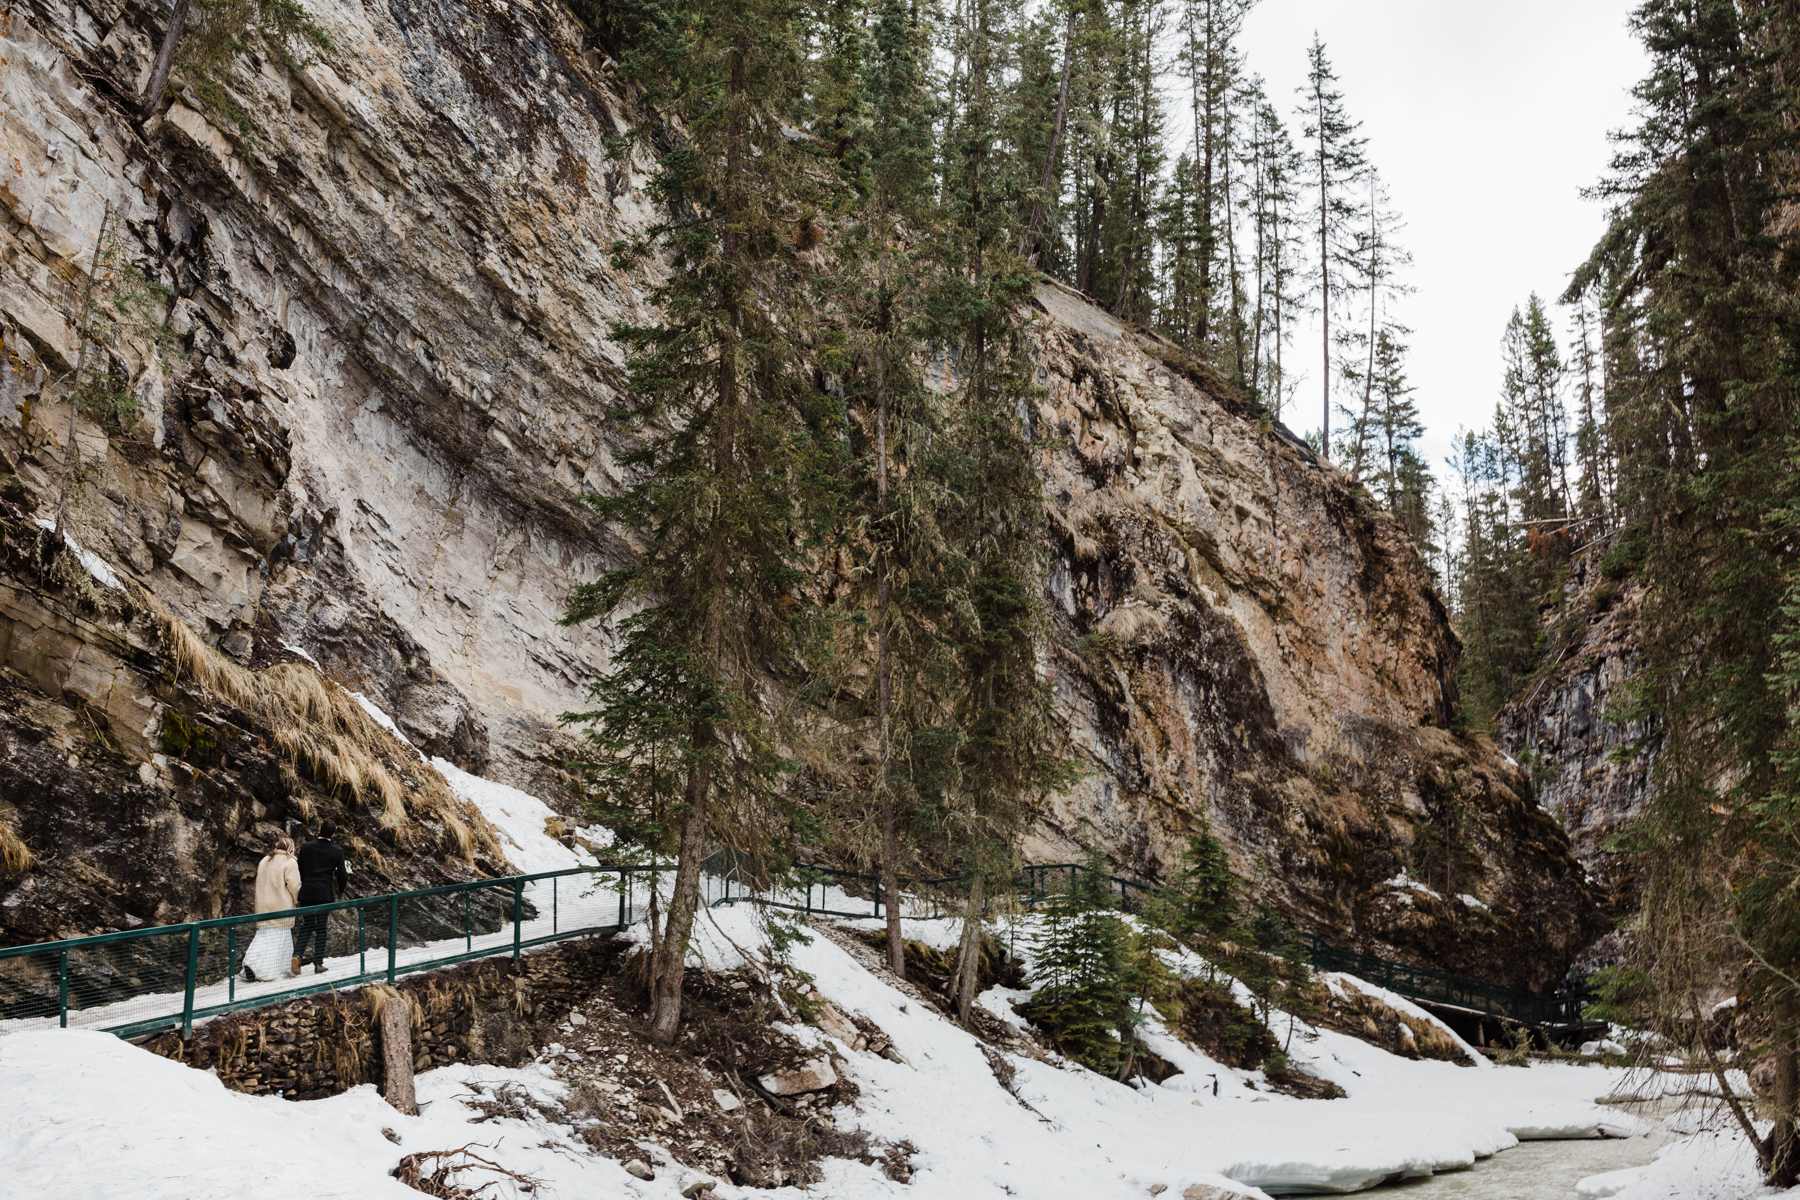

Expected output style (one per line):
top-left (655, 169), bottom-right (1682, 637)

top-left (715, 856), bottom-right (1590, 1029)
top-left (2, 854), bottom-right (1588, 1041)
top-left (0, 862), bottom-right (669, 1040)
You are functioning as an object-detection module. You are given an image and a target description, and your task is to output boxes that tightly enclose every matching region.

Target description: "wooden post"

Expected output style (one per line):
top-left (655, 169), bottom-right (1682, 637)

top-left (378, 993), bottom-right (419, 1116)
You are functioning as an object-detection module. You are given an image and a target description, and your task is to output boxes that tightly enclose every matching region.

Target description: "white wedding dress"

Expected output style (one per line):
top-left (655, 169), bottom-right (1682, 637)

top-left (242, 926), bottom-right (293, 981)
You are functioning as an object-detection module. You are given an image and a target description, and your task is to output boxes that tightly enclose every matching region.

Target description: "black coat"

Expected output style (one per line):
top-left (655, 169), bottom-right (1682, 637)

top-left (297, 838), bottom-right (348, 905)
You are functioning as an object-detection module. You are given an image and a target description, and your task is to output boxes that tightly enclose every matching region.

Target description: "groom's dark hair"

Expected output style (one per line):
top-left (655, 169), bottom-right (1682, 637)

top-left (320, 820), bottom-right (338, 839)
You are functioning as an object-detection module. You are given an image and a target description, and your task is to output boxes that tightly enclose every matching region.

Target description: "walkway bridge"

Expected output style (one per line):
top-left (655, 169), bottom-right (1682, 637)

top-left (0, 857), bottom-right (1589, 1041)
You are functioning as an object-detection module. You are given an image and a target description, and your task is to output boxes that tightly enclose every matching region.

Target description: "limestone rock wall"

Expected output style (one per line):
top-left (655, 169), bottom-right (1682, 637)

top-left (1, 0), bottom-right (1599, 982)
top-left (1497, 558), bottom-right (1658, 913)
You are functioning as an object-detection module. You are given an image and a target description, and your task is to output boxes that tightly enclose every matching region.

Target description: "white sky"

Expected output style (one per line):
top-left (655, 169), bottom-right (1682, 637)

top-left (1229, 0), bottom-right (1647, 476)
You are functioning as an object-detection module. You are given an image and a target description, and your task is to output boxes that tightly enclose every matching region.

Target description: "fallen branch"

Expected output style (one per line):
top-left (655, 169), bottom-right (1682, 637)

top-left (391, 1143), bottom-right (542, 1198)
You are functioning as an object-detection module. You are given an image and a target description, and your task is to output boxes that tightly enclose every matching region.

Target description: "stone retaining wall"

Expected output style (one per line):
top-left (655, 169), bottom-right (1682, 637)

top-left (143, 940), bottom-right (615, 1099)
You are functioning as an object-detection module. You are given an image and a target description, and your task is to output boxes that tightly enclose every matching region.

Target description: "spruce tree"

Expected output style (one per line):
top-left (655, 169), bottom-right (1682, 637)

top-left (1245, 88), bottom-right (1305, 418)
top-left (1566, 295), bottom-right (1615, 533)
top-left (1336, 168), bottom-right (1411, 473)
top-left (824, 0), bottom-right (965, 982)
top-left (563, 0), bottom-right (838, 1043)
top-left (1297, 34), bottom-right (1367, 461)
top-left (935, 0), bottom-right (1072, 1025)
top-left (1572, 1), bottom-right (1800, 1181)
top-left (1177, 0), bottom-right (1256, 349)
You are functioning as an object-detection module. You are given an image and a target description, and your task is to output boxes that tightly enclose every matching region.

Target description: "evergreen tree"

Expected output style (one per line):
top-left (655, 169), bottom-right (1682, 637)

top-left (1024, 861), bottom-right (1136, 1074)
top-left (1446, 425), bottom-right (1539, 729)
top-left (1176, 0), bottom-right (1256, 349)
top-left (1244, 88), bottom-right (1306, 418)
top-left (1566, 294), bottom-right (1615, 533)
top-left (821, 0), bottom-right (964, 982)
top-left (1367, 329), bottom-right (1429, 545)
top-left (1025, 856), bottom-right (1179, 1079)
top-left (1571, 1), bottom-right (1800, 1182)
top-left (1161, 821), bottom-right (1238, 943)
top-left (1297, 34), bottom-right (1367, 460)
top-left (563, 0), bottom-right (838, 1043)
top-left (937, 0), bottom-right (1073, 1027)
top-left (1336, 168), bottom-right (1411, 475)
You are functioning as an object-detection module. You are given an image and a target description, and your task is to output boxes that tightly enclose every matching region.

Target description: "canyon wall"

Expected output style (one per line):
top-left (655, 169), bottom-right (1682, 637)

top-left (0, 0), bottom-right (1598, 984)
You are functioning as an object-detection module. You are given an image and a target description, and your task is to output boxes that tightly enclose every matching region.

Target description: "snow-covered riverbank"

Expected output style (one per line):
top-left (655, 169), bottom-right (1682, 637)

top-left (1, 893), bottom-right (1665, 1200)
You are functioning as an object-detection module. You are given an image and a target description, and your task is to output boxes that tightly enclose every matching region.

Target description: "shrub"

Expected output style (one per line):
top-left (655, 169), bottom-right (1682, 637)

top-left (1021, 857), bottom-right (1177, 1080)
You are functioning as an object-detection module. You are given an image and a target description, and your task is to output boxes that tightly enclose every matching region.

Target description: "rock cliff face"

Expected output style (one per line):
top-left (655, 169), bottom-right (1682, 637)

top-left (1497, 558), bottom-right (1658, 914)
top-left (0, 0), bottom-right (1599, 982)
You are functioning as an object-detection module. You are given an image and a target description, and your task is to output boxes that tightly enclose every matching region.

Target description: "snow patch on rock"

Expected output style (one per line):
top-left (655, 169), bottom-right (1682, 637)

top-left (34, 518), bottom-right (124, 590)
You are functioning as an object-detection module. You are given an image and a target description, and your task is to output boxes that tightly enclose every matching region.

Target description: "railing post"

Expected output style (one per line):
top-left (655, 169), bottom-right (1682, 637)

top-left (617, 870), bottom-right (627, 928)
top-left (57, 949), bottom-right (69, 1028)
top-left (553, 875), bottom-right (559, 933)
top-left (512, 879), bottom-right (524, 960)
top-left (180, 925), bottom-right (200, 1038)
top-left (386, 894), bottom-right (398, 984)
top-left (226, 926), bottom-right (236, 1004)
top-left (358, 906), bottom-right (366, 977)
top-left (463, 891), bottom-right (472, 952)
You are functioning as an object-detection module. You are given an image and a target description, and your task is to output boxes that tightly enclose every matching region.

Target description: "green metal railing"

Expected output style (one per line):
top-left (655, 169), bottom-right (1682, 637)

top-left (2, 853), bottom-right (1588, 1041)
top-left (716, 857), bottom-right (1589, 1029)
top-left (0, 864), bottom-right (662, 1040)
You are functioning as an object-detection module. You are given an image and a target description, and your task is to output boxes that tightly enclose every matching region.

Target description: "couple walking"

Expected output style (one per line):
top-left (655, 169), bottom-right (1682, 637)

top-left (242, 822), bottom-right (349, 982)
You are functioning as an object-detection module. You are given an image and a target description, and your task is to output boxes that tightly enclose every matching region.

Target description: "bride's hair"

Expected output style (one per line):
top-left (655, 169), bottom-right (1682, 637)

top-left (272, 834), bottom-right (295, 855)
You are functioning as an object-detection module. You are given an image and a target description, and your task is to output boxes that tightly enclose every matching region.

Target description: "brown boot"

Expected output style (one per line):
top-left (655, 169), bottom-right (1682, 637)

top-left (291, 956), bottom-right (302, 977)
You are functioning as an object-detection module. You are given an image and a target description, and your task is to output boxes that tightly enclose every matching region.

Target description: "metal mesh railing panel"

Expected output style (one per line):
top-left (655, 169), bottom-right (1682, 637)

top-left (0, 867), bottom-right (646, 1038)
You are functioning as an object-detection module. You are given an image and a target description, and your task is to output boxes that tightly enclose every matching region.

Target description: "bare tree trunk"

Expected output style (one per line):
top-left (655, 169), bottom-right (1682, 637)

top-left (1195, 0), bottom-right (1217, 348)
top-left (378, 994), bottom-right (419, 1116)
top-left (141, 0), bottom-right (194, 118)
top-left (1317, 109), bottom-right (1330, 461)
top-left (1222, 98), bottom-right (1244, 381)
top-left (874, 246), bottom-right (904, 980)
top-left (1357, 173), bottom-right (1377, 482)
top-left (1769, 1003), bottom-right (1800, 1187)
top-left (952, 873), bottom-right (988, 1027)
top-left (648, 774), bottom-right (709, 1043)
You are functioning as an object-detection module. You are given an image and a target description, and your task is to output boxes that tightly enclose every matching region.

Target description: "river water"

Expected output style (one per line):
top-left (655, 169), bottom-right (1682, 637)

top-left (1369, 1108), bottom-right (1674, 1200)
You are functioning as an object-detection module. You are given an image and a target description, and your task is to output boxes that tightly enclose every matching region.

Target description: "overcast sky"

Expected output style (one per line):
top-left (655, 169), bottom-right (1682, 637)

top-left (1225, 0), bottom-right (1647, 476)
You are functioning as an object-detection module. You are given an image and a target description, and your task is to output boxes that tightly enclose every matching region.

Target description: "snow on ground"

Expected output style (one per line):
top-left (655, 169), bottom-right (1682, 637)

top-left (341, 692), bottom-right (614, 877)
top-left (1577, 1116), bottom-right (1800, 1200)
top-left (0, 728), bottom-right (1685, 1199)
top-left (1, 898), bottom-right (1666, 1200)
top-left (352, 691), bottom-right (421, 754)
top-left (430, 756), bottom-right (612, 876)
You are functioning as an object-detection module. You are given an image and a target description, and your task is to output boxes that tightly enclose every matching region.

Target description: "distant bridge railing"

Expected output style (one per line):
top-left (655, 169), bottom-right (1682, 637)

top-left (0, 864), bottom-right (667, 1040)
top-left (712, 855), bottom-right (1590, 1029)
top-left (2, 854), bottom-right (1588, 1041)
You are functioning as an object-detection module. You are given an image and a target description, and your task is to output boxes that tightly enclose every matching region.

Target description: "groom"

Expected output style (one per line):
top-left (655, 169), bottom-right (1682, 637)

top-left (293, 821), bottom-right (349, 976)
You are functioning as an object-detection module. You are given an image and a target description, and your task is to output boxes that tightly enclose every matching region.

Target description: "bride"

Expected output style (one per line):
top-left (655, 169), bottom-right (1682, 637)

top-left (242, 834), bottom-right (301, 982)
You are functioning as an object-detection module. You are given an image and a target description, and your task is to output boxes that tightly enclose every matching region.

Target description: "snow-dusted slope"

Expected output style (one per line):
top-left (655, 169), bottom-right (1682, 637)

top-left (1, 895), bottom-right (1660, 1200)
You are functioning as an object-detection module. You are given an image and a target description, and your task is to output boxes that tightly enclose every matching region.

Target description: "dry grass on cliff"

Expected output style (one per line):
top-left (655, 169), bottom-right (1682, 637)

top-left (142, 595), bottom-right (500, 865)
top-left (0, 816), bottom-right (32, 875)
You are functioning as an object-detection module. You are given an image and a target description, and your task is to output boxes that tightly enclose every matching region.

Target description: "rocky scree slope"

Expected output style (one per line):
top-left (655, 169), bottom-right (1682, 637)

top-left (0, 0), bottom-right (1596, 982)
